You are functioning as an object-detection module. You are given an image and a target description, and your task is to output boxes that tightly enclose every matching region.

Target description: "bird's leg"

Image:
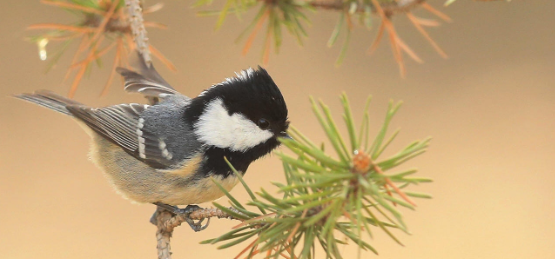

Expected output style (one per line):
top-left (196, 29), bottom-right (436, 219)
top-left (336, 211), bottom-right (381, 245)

top-left (152, 202), bottom-right (210, 232)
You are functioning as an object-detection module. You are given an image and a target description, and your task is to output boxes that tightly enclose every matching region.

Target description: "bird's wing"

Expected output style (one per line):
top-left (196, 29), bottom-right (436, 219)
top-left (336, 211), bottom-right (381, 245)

top-left (116, 51), bottom-right (180, 105)
top-left (67, 103), bottom-right (175, 168)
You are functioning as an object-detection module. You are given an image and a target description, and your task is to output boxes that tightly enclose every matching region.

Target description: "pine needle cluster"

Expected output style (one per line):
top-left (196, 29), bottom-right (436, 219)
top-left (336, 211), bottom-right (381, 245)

top-left (27, 0), bottom-right (173, 97)
top-left (203, 94), bottom-right (432, 259)
top-left (196, 0), bottom-right (452, 74)
top-left (26, 0), bottom-right (461, 96)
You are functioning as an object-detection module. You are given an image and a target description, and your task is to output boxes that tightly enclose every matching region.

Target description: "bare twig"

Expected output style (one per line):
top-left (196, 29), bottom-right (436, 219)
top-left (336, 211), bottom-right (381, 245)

top-left (152, 206), bottom-right (246, 259)
top-left (155, 208), bottom-right (175, 259)
top-left (308, 0), bottom-right (425, 15)
top-left (189, 207), bottom-right (244, 221)
top-left (124, 0), bottom-right (152, 66)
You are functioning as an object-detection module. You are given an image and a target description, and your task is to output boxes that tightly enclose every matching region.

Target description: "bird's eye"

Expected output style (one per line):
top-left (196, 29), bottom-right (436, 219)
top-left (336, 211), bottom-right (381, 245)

top-left (257, 118), bottom-right (270, 129)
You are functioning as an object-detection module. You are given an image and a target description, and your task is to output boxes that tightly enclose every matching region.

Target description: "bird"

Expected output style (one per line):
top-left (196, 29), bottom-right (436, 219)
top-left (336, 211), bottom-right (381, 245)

top-left (15, 54), bottom-right (289, 231)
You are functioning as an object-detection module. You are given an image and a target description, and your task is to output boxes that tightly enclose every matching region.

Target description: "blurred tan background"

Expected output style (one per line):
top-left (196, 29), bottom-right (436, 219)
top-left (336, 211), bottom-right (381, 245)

top-left (1, 0), bottom-right (554, 258)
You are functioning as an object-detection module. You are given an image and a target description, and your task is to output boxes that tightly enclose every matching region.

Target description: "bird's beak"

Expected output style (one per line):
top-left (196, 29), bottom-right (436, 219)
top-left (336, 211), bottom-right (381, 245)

top-left (279, 131), bottom-right (292, 139)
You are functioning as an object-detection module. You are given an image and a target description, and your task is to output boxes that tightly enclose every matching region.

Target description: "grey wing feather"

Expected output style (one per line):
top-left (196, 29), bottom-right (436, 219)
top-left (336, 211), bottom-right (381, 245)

top-left (67, 104), bottom-right (146, 151)
top-left (66, 104), bottom-right (174, 168)
top-left (117, 51), bottom-right (179, 104)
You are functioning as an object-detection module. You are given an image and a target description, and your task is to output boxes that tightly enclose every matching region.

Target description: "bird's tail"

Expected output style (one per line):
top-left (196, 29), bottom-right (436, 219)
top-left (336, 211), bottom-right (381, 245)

top-left (14, 90), bottom-right (83, 116)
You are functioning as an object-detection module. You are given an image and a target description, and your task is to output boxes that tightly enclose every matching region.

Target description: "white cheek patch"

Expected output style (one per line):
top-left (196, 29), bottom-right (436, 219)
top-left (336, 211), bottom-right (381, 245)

top-left (194, 98), bottom-right (273, 152)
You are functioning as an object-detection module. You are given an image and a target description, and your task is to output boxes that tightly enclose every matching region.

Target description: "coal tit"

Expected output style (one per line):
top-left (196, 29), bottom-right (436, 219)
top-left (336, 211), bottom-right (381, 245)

top-left (16, 55), bottom-right (289, 230)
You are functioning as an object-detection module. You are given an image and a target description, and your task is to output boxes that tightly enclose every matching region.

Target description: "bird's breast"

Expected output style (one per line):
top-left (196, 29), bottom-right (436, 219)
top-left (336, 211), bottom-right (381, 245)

top-left (158, 173), bottom-right (240, 205)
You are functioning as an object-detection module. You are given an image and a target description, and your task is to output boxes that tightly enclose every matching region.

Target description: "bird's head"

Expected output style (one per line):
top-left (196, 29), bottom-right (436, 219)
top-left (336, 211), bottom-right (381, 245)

top-left (190, 67), bottom-right (289, 159)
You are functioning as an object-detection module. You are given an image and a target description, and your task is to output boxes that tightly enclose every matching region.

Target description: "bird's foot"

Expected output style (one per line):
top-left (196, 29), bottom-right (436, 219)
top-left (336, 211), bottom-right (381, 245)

top-left (153, 202), bottom-right (210, 232)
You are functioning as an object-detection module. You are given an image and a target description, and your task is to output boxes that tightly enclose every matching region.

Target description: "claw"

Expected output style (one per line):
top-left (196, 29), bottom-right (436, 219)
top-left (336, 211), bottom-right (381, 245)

top-left (153, 203), bottom-right (210, 232)
top-left (150, 211), bottom-right (158, 226)
top-left (200, 218), bottom-right (210, 231)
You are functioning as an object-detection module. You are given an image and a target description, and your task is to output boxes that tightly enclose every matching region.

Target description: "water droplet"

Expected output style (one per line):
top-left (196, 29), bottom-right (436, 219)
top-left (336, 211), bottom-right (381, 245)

top-left (38, 38), bottom-right (49, 61)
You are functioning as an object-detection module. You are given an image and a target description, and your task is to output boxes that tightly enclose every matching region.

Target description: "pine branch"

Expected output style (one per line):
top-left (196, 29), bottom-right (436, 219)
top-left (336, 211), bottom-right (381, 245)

top-left (445, 0), bottom-right (511, 6)
top-left (27, 0), bottom-right (173, 96)
top-left (26, 0), bottom-right (507, 95)
top-left (196, 0), bottom-right (452, 73)
top-left (309, 0), bottom-right (425, 15)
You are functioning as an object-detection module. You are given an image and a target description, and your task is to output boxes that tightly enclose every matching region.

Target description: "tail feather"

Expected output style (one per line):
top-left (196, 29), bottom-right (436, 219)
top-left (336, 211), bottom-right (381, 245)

top-left (14, 90), bottom-right (83, 116)
top-left (116, 51), bottom-right (178, 105)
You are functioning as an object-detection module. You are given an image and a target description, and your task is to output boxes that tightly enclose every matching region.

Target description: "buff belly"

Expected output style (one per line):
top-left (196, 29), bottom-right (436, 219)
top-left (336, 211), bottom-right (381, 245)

top-left (88, 133), bottom-right (239, 205)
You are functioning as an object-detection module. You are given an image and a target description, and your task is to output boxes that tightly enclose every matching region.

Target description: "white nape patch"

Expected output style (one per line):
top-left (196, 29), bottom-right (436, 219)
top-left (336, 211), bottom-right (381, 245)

top-left (138, 118), bottom-right (146, 159)
top-left (158, 139), bottom-right (173, 160)
top-left (197, 88), bottom-right (212, 97)
top-left (198, 68), bottom-right (256, 97)
top-left (194, 98), bottom-right (273, 152)
top-left (235, 68), bottom-right (255, 81)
